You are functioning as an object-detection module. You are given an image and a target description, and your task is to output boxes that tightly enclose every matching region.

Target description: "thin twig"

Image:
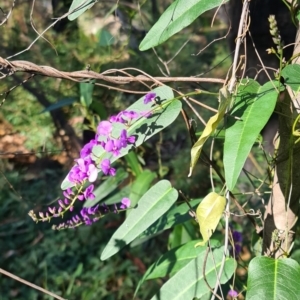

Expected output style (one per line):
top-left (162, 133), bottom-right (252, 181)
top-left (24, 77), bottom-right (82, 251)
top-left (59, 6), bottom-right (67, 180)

top-left (6, 0), bottom-right (94, 59)
top-left (202, 245), bottom-right (222, 300)
top-left (228, 0), bottom-right (250, 93)
top-left (0, 268), bottom-right (67, 300)
top-left (210, 138), bottom-right (215, 192)
top-left (0, 1), bottom-right (15, 26)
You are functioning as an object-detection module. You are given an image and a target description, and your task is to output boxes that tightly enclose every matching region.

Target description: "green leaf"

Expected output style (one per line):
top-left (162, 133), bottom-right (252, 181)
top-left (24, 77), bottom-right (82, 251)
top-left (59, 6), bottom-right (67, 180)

top-left (150, 246), bottom-right (235, 300)
top-left (104, 185), bottom-right (131, 205)
top-left (246, 257), bottom-right (300, 299)
top-left (297, 10), bottom-right (300, 21)
top-left (168, 222), bottom-right (196, 249)
top-left (80, 81), bottom-right (94, 107)
top-left (189, 87), bottom-right (231, 176)
top-left (40, 97), bottom-right (76, 113)
top-left (135, 239), bottom-right (221, 296)
top-left (100, 180), bottom-right (178, 260)
top-left (98, 29), bottom-right (115, 47)
top-left (139, 0), bottom-right (228, 51)
top-left (137, 199), bottom-right (201, 240)
top-left (127, 169), bottom-right (157, 210)
top-left (61, 85), bottom-right (181, 190)
top-left (68, 0), bottom-right (95, 21)
top-left (124, 151), bottom-right (143, 177)
top-left (224, 80), bottom-right (281, 190)
top-left (90, 100), bottom-right (108, 120)
top-left (281, 64), bottom-right (300, 92)
top-left (83, 168), bottom-right (128, 208)
top-left (195, 192), bottom-right (226, 246)
top-left (145, 239), bottom-right (221, 280)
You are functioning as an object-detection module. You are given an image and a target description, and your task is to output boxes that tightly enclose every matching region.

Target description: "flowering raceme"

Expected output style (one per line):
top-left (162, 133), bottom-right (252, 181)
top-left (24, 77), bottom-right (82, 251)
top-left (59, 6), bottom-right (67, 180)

top-left (28, 92), bottom-right (156, 230)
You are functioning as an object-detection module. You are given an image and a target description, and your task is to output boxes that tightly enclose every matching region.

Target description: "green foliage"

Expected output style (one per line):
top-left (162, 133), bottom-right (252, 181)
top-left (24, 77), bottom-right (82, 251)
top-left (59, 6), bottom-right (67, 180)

top-left (247, 257), bottom-right (300, 299)
top-left (127, 169), bottom-right (157, 210)
top-left (224, 79), bottom-right (282, 190)
top-left (139, 0), bottom-right (228, 50)
top-left (142, 239), bottom-right (221, 280)
top-left (150, 246), bottom-right (235, 300)
top-left (80, 81), bottom-right (94, 107)
top-left (4, 0), bottom-right (300, 298)
top-left (101, 180), bottom-right (179, 260)
top-left (68, 0), bottom-right (96, 21)
top-left (137, 198), bottom-right (201, 240)
top-left (40, 97), bottom-right (77, 113)
top-left (281, 64), bottom-right (300, 92)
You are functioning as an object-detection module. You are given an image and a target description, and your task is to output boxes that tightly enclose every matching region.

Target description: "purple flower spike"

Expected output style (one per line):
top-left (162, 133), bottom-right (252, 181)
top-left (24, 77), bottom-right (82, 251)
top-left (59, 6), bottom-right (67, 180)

top-left (101, 159), bottom-right (116, 176)
top-left (144, 92), bottom-right (156, 104)
top-left (228, 290), bottom-right (238, 298)
top-left (97, 121), bottom-right (112, 136)
top-left (120, 198), bottom-right (131, 209)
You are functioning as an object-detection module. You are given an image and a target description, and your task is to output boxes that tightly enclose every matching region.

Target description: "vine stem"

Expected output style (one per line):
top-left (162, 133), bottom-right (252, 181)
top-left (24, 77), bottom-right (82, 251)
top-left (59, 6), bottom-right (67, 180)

top-left (228, 0), bottom-right (250, 93)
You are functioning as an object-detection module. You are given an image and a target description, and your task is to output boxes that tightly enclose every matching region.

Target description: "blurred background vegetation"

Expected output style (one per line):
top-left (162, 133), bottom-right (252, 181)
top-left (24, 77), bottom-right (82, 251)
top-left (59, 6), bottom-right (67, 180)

top-left (0, 1), bottom-right (236, 299)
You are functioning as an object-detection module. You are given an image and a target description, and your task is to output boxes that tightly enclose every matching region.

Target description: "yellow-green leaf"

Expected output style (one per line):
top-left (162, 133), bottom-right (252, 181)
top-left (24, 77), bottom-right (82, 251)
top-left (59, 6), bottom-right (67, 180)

top-left (195, 192), bottom-right (226, 247)
top-left (188, 88), bottom-right (231, 176)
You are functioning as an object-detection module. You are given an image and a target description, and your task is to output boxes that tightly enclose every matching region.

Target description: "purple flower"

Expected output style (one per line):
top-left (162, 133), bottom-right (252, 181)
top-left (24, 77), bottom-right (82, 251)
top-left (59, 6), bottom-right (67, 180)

top-left (144, 92), bottom-right (156, 104)
top-left (100, 159), bottom-right (116, 176)
top-left (83, 184), bottom-right (95, 200)
top-left (97, 121), bottom-right (113, 136)
top-left (104, 138), bottom-right (122, 156)
top-left (63, 188), bottom-right (74, 199)
top-left (120, 129), bottom-right (136, 148)
top-left (87, 163), bottom-right (98, 182)
top-left (68, 157), bottom-right (97, 184)
top-left (232, 230), bottom-right (243, 256)
top-left (80, 139), bottom-right (97, 158)
top-left (228, 290), bottom-right (238, 298)
top-left (233, 230), bottom-right (243, 243)
top-left (120, 198), bottom-right (131, 209)
top-left (78, 184), bottom-right (95, 201)
top-left (109, 112), bottom-right (126, 124)
top-left (121, 110), bottom-right (139, 122)
top-left (80, 205), bottom-right (100, 225)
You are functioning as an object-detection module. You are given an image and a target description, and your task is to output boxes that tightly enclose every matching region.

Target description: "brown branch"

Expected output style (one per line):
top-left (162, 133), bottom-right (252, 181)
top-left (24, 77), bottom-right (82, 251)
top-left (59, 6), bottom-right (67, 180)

top-left (0, 56), bottom-right (225, 91)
